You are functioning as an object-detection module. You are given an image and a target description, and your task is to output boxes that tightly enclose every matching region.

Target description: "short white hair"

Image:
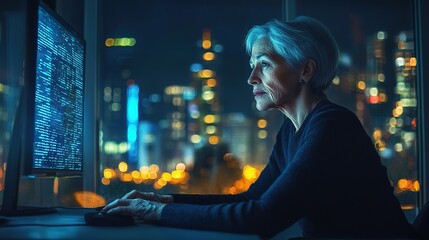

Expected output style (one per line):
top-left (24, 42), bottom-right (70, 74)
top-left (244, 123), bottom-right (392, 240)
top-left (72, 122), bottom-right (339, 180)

top-left (245, 16), bottom-right (339, 93)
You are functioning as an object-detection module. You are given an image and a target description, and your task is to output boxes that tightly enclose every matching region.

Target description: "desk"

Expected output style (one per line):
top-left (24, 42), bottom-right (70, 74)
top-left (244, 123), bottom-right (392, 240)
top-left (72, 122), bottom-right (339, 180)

top-left (0, 208), bottom-right (260, 240)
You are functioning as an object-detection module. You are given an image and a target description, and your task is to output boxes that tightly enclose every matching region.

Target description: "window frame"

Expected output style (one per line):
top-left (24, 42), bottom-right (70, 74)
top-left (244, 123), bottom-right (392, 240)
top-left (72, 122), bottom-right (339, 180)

top-left (414, 0), bottom-right (429, 208)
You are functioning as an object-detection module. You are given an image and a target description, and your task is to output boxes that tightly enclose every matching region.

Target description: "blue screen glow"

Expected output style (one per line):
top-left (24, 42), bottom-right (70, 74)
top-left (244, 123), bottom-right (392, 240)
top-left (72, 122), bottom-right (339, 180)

top-left (32, 5), bottom-right (84, 171)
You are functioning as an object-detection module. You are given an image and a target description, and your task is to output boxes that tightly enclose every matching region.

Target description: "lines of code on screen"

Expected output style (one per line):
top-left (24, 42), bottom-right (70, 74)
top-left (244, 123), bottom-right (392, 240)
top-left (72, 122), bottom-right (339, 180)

top-left (33, 6), bottom-right (84, 171)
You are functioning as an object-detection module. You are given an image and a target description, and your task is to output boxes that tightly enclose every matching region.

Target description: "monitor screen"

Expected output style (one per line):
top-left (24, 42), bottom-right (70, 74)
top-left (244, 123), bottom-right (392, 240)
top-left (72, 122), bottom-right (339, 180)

top-left (30, 3), bottom-right (85, 174)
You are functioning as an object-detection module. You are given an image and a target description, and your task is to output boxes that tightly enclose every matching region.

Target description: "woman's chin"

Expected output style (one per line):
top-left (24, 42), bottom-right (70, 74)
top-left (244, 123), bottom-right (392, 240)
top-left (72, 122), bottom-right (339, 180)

top-left (256, 103), bottom-right (272, 112)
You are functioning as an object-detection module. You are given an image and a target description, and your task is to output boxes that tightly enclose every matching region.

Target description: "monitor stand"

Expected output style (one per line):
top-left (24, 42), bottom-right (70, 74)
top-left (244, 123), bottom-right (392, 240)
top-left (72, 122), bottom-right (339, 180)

top-left (0, 87), bottom-right (57, 217)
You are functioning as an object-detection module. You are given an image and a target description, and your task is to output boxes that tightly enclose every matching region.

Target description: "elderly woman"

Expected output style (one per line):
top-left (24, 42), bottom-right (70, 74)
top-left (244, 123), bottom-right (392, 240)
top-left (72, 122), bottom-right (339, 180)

top-left (103, 16), bottom-right (416, 239)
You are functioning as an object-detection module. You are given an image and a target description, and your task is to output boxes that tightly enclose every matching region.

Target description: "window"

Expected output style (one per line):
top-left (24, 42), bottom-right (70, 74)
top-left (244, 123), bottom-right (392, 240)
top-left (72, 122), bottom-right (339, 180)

top-left (98, 1), bottom-right (420, 217)
top-left (98, 0), bottom-right (284, 201)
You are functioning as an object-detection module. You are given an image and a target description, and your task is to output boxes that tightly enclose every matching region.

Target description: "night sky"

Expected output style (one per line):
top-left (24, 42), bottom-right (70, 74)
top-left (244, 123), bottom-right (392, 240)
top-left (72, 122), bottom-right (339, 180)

top-left (100, 0), bottom-right (283, 115)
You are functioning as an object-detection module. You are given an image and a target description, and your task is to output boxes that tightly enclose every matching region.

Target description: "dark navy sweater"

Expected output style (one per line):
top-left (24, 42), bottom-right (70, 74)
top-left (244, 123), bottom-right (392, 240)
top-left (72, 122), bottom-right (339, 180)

top-left (160, 99), bottom-right (416, 239)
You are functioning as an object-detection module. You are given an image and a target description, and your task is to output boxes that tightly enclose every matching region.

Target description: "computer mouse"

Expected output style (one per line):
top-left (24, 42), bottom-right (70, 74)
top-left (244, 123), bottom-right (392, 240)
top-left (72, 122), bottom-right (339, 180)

top-left (84, 211), bottom-right (135, 226)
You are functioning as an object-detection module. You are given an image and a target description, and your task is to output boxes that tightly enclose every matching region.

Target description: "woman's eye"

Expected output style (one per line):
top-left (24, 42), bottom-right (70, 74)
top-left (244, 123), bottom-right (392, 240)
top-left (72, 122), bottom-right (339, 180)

top-left (261, 61), bottom-right (269, 68)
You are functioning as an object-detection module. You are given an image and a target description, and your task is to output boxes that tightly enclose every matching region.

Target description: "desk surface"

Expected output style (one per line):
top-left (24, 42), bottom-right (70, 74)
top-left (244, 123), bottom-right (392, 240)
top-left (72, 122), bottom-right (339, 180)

top-left (0, 208), bottom-right (260, 240)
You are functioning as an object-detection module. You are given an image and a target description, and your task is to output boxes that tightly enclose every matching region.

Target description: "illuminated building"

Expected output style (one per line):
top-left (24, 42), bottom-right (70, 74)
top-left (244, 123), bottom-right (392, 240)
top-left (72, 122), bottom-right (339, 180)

top-left (99, 80), bottom-right (127, 170)
top-left (162, 85), bottom-right (196, 170)
top-left (364, 31), bottom-right (389, 129)
top-left (365, 30), bottom-right (418, 205)
top-left (189, 29), bottom-right (223, 146)
top-left (222, 113), bottom-right (252, 165)
top-left (389, 31), bottom-right (418, 197)
top-left (127, 84), bottom-right (139, 165)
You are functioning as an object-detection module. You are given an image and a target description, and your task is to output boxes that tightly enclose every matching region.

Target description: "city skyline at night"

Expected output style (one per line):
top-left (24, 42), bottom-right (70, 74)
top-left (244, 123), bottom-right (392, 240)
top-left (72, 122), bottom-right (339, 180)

top-left (92, 0), bottom-right (418, 207)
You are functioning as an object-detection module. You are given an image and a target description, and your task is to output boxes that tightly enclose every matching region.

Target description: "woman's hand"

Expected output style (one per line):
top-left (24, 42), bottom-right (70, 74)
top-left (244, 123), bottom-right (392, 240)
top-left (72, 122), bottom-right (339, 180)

top-left (101, 190), bottom-right (172, 222)
top-left (102, 198), bottom-right (165, 222)
top-left (121, 190), bottom-right (174, 203)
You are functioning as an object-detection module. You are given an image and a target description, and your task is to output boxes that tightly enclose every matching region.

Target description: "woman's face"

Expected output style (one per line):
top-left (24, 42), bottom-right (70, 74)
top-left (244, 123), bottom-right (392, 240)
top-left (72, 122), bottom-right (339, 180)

top-left (248, 38), bottom-right (302, 111)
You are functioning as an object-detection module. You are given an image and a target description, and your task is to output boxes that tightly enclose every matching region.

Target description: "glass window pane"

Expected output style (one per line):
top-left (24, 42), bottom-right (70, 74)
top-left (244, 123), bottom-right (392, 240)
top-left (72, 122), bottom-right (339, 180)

top-left (99, 0), bottom-right (284, 201)
top-left (292, 0), bottom-right (417, 219)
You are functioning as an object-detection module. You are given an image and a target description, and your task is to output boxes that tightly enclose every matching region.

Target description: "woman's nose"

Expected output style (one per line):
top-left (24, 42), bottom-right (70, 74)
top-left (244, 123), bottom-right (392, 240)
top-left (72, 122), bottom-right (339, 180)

top-left (247, 68), bottom-right (260, 85)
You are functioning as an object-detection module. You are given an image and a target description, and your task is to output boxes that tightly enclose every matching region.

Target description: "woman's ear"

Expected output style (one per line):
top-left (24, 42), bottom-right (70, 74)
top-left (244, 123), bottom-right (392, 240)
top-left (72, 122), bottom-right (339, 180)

top-left (301, 59), bottom-right (316, 82)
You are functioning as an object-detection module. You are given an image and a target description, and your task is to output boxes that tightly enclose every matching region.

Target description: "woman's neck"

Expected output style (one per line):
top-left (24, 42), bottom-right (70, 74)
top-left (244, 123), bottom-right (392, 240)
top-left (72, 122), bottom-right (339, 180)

top-left (279, 92), bottom-right (326, 132)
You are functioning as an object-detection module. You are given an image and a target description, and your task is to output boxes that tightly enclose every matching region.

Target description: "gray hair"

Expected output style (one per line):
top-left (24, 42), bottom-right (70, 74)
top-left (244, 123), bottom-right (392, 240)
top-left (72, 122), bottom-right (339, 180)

top-left (245, 16), bottom-right (339, 93)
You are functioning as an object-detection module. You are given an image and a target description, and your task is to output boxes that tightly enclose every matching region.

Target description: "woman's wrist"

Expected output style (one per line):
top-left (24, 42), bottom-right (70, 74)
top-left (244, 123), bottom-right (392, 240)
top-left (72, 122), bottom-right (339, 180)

top-left (160, 194), bottom-right (174, 203)
top-left (155, 203), bottom-right (166, 221)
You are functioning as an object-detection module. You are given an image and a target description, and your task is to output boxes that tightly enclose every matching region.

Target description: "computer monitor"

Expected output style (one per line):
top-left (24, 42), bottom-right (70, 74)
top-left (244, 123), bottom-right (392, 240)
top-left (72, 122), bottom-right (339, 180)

top-left (1, 0), bottom-right (85, 216)
top-left (25, 2), bottom-right (85, 175)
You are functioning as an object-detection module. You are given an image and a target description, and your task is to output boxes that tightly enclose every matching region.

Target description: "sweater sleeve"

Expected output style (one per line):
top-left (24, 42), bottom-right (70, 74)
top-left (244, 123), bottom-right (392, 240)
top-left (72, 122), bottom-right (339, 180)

top-left (158, 120), bottom-right (331, 238)
top-left (170, 193), bottom-right (247, 204)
